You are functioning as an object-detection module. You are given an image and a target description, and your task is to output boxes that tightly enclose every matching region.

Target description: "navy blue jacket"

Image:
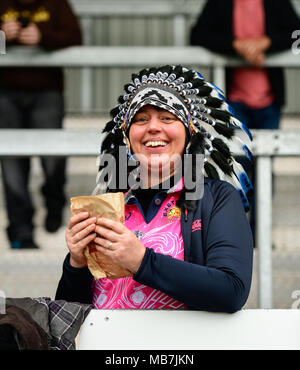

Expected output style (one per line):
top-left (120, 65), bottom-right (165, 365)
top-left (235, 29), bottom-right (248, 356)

top-left (56, 178), bottom-right (253, 313)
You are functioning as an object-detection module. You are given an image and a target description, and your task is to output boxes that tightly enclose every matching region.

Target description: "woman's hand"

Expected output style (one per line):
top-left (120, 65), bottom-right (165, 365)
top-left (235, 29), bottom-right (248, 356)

top-left (65, 212), bottom-right (97, 268)
top-left (94, 218), bottom-right (146, 274)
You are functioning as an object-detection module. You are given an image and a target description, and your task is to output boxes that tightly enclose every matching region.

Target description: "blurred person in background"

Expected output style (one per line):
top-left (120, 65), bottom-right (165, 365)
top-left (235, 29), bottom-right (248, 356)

top-left (190, 0), bottom-right (300, 238)
top-left (0, 0), bottom-right (82, 249)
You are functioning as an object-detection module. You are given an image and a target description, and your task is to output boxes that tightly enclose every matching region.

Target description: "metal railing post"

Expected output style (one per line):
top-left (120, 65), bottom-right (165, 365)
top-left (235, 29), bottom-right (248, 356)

top-left (80, 17), bottom-right (93, 114)
top-left (173, 14), bottom-right (186, 46)
top-left (256, 156), bottom-right (273, 308)
top-left (212, 64), bottom-right (226, 93)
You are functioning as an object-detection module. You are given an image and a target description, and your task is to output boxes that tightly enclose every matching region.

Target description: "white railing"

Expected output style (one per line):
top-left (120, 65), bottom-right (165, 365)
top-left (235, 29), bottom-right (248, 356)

top-left (1, 45), bottom-right (298, 101)
top-left (76, 309), bottom-right (300, 350)
top-left (0, 128), bottom-right (300, 309)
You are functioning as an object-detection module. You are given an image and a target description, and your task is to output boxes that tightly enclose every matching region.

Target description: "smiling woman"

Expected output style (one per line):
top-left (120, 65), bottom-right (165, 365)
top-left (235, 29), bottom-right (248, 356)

top-left (56, 65), bottom-right (254, 313)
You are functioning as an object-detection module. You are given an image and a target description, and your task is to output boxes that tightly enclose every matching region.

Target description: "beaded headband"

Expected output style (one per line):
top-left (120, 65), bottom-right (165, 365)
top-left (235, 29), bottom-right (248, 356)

top-left (97, 65), bottom-right (253, 211)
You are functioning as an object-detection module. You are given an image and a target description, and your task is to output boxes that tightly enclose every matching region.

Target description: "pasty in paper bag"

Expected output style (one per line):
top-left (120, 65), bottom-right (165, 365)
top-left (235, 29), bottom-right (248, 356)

top-left (70, 192), bottom-right (132, 279)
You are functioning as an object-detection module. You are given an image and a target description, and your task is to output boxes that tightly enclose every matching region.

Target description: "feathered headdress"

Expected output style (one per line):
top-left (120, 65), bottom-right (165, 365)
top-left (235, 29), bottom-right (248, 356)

top-left (94, 65), bottom-right (253, 212)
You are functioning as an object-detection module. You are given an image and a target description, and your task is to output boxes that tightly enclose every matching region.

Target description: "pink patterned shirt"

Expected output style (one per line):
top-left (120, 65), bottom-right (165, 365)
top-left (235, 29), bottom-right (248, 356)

top-left (92, 180), bottom-right (188, 310)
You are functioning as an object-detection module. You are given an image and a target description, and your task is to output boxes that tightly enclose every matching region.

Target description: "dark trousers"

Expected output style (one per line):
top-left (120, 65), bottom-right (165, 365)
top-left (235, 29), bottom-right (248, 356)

top-left (229, 101), bottom-right (281, 236)
top-left (0, 90), bottom-right (66, 242)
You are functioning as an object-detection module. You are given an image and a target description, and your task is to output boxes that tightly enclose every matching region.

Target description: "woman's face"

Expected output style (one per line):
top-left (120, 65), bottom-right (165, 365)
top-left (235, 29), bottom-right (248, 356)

top-left (128, 105), bottom-right (186, 183)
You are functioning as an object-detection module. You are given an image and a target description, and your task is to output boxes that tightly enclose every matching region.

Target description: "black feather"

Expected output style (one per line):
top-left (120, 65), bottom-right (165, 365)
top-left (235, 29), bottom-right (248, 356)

top-left (210, 109), bottom-right (231, 122)
top-left (102, 120), bottom-right (116, 133)
top-left (124, 84), bottom-right (133, 93)
top-left (172, 65), bottom-right (183, 76)
top-left (182, 70), bottom-right (194, 82)
top-left (212, 138), bottom-right (231, 158)
top-left (210, 150), bottom-right (233, 175)
top-left (192, 79), bottom-right (205, 89)
top-left (110, 106), bottom-right (120, 118)
top-left (111, 129), bottom-right (124, 145)
top-left (118, 95), bottom-right (125, 104)
top-left (148, 67), bottom-right (158, 75)
top-left (101, 133), bottom-right (115, 152)
top-left (213, 122), bottom-right (235, 139)
top-left (205, 96), bottom-right (223, 108)
top-left (188, 132), bottom-right (205, 154)
top-left (196, 86), bottom-right (212, 97)
top-left (131, 73), bottom-right (140, 82)
top-left (204, 161), bottom-right (220, 180)
top-left (159, 65), bottom-right (173, 75)
top-left (138, 68), bottom-right (149, 78)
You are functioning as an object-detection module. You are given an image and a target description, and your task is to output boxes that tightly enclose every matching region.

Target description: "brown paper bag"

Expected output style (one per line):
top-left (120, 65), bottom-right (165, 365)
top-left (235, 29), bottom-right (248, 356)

top-left (70, 192), bottom-right (132, 279)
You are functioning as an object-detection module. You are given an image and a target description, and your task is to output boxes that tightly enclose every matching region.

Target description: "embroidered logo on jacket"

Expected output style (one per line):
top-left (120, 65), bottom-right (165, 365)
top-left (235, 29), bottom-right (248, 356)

top-left (167, 206), bottom-right (181, 222)
top-left (162, 199), bottom-right (176, 217)
top-left (192, 219), bottom-right (202, 232)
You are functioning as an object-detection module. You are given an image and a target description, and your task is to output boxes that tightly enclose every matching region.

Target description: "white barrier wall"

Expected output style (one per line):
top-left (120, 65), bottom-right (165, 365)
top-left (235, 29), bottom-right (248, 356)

top-left (77, 309), bottom-right (300, 350)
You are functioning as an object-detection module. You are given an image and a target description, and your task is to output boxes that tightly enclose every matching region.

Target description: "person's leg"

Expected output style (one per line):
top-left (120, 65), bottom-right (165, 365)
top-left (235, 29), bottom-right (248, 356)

top-left (1, 158), bottom-right (35, 245)
top-left (0, 91), bottom-right (36, 247)
top-left (28, 90), bottom-right (66, 232)
top-left (253, 103), bottom-right (281, 130)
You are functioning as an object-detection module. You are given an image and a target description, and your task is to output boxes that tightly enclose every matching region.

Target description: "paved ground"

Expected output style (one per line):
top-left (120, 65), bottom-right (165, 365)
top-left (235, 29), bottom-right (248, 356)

top-left (0, 116), bottom-right (299, 309)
